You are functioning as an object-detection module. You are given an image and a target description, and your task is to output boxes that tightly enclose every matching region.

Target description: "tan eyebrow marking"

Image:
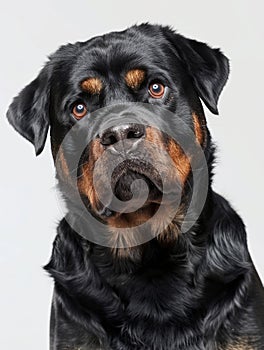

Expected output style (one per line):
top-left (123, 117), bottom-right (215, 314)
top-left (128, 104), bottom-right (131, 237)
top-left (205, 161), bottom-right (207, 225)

top-left (125, 69), bottom-right (145, 89)
top-left (81, 77), bottom-right (103, 94)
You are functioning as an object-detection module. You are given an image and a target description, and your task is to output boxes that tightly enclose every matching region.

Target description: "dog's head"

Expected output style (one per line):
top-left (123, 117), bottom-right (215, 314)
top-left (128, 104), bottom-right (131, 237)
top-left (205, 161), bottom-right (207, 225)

top-left (7, 24), bottom-right (229, 246)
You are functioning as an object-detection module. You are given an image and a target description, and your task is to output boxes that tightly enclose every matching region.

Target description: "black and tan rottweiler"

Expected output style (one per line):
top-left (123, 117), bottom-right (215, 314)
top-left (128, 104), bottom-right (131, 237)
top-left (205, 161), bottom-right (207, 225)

top-left (7, 24), bottom-right (264, 349)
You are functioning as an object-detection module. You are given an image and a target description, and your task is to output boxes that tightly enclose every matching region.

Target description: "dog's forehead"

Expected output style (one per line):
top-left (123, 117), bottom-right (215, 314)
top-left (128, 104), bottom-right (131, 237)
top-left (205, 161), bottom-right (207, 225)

top-left (52, 28), bottom-right (176, 85)
top-left (78, 26), bottom-right (167, 64)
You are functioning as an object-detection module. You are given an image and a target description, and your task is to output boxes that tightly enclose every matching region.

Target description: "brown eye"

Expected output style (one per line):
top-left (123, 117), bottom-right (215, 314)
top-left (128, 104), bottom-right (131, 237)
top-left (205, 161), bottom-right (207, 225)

top-left (149, 82), bottom-right (165, 98)
top-left (72, 103), bottom-right (87, 119)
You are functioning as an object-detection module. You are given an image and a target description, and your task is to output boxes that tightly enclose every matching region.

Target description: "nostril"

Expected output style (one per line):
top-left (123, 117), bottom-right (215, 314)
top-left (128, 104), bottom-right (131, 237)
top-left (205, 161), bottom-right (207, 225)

top-left (101, 133), bottom-right (118, 146)
top-left (108, 134), bottom-right (118, 145)
top-left (127, 129), bottom-right (144, 139)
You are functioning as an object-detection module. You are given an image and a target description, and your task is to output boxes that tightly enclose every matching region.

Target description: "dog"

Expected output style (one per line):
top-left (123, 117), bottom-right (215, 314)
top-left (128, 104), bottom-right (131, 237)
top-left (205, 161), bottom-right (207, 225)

top-left (7, 24), bottom-right (264, 349)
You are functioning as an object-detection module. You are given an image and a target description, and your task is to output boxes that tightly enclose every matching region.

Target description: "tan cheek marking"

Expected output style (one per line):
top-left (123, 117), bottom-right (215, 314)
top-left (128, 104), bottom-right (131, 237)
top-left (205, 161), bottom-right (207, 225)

top-left (125, 69), bottom-right (145, 89)
top-left (77, 139), bottom-right (104, 210)
top-left (167, 139), bottom-right (190, 184)
top-left (81, 77), bottom-right (103, 95)
top-left (145, 126), bottom-right (166, 149)
top-left (145, 127), bottom-right (190, 184)
top-left (192, 112), bottom-right (204, 145)
top-left (78, 162), bottom-right (98, 209)
top-left (145, 128), bottom-right (190, 243)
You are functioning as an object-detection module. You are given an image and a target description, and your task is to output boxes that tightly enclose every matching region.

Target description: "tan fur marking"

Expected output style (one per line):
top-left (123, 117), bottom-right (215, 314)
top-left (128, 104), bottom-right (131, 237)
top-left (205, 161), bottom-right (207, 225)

top-left (192, 113), bottom-right (204, 145)
top-left (107, 204), bottom-right (160, 256)
top-left (167, 139), bottom-right (190, 184)
top-left (77, 139), bottom-right (104, 209)
top-left (125, 69), bottom-right (145, 89)
top-left (144, 127), bottom-right (189, 244)
top-left (222, 338), bottom-right (255, 350)
top-left (226, 347), bottom-right (252, 350)
top-left (81, 77), bottom-right (103, 95)
top-left (145, 126), bottom-right (166, 149)
top-left (107, 204), bottom-right (158, 229)
top-left (224, 344), bottom-right (253, 350)
top-left (145, 127), bottom-right (190, 184)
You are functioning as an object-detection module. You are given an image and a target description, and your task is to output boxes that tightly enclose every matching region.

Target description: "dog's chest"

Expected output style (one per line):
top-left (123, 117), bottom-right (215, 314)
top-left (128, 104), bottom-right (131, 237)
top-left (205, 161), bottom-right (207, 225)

top-left (96, 262), bottom-right (205, 349)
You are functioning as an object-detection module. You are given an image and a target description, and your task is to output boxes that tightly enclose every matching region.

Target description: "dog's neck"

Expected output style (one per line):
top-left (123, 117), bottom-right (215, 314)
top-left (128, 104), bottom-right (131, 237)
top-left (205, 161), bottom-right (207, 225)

top-left (45, 190), bottom-right (252, 345)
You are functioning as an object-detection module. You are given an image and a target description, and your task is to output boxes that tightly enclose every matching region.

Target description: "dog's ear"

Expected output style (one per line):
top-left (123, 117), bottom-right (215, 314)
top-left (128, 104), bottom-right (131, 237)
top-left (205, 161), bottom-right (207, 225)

top-left (7, 65), bottom-right (50, 155)
top-left (164, 29), bottom-right (229, 114)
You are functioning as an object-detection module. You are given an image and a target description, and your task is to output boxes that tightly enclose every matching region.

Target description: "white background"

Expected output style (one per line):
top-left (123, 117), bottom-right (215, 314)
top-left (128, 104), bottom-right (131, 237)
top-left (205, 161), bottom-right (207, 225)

top-left (0, 1), bottom-right (263, 349)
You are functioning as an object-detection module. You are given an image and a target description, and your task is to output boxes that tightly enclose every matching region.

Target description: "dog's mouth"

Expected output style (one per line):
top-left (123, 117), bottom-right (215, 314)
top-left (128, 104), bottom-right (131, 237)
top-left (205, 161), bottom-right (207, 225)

top-left (112, 159), bottom-right (163, 196)
top-left (97, 159), bottom-right (163, 219)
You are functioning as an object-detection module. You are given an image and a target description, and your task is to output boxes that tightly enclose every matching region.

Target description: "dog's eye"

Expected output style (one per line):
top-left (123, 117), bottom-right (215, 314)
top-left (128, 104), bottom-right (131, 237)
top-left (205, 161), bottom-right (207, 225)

top-left (149, 82), bottom-right (165, 99)
top-left (72, 103), bottom-right (87, 120)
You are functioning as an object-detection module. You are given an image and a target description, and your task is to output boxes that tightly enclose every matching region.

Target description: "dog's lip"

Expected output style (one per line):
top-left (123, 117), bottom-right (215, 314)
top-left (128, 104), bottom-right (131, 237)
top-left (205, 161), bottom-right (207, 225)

top-left (115, 196), bottom-right (161, 217)
top-left (99, 193), bottom-right (162, 218)
top-left (111, 159), bottom-right (163, 192)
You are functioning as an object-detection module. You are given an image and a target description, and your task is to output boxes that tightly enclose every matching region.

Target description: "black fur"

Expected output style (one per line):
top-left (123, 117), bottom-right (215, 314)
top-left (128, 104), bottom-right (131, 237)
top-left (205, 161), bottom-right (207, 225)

top-left (7, 24), bottom-right (264, 349)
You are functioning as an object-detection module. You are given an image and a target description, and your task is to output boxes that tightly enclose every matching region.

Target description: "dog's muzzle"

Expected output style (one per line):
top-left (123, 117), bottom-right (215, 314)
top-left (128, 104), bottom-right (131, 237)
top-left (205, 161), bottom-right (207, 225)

top-left (94, 123), bottom-right (163, 216)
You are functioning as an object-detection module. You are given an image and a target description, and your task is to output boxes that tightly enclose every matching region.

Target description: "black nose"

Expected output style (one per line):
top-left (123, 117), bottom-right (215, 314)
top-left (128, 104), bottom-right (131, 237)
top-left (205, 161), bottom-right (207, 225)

top-left (99, 124), bottom-right (145, 147)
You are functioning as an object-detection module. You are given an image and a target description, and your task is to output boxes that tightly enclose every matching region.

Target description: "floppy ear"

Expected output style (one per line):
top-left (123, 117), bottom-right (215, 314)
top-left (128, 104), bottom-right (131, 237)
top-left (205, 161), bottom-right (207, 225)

top-left (164, 29), bottom-right (230, 114)
top-left (7, 66), bottom-right (50, 155)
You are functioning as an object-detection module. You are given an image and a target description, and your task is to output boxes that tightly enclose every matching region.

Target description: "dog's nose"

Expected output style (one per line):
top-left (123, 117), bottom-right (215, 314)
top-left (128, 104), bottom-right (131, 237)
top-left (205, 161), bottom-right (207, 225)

top-left (99, 124), bottom-right (145, 148)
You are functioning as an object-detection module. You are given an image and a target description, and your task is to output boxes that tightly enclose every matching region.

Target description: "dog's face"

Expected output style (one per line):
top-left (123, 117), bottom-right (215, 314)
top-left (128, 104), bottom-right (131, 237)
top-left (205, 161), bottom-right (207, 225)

top-left (7, 24), bottom-right (229, 244)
